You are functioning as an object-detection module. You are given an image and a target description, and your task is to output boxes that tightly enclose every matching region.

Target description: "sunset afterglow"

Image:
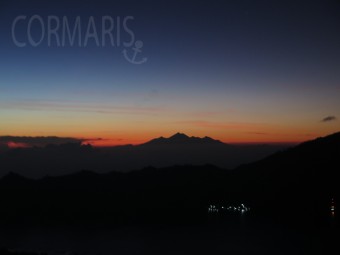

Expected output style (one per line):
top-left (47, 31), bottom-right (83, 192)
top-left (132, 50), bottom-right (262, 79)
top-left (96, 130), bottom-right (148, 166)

top-left (1, 1), bottom-right (339, 146)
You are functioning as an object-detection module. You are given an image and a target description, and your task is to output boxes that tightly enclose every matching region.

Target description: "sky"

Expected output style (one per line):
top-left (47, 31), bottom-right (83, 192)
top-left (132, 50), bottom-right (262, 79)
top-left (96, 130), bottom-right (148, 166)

top-left (0, 0), bottom-right (339, 146)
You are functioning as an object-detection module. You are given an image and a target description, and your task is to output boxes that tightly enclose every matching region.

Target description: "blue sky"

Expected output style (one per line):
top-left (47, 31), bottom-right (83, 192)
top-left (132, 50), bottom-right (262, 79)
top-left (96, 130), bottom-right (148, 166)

top-left (0, 0), bottom-right (339, 145)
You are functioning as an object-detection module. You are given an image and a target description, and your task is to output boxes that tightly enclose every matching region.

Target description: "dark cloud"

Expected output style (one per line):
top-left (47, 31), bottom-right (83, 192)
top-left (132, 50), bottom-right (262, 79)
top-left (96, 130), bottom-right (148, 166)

top-left (321, 116), bottom-right (337, 122)
top-left (0, 136), bottom-right (84, 147)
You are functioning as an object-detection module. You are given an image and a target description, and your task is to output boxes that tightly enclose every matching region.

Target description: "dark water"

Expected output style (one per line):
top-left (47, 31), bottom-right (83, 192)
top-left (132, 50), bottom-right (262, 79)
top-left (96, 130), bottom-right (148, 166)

top-left (0, 214), bottom-right (338, 255)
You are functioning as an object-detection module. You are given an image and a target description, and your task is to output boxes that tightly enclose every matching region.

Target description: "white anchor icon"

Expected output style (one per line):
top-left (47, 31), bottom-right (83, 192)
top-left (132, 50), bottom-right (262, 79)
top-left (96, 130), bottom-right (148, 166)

top-left (122, 40), bottom-right (148, 64)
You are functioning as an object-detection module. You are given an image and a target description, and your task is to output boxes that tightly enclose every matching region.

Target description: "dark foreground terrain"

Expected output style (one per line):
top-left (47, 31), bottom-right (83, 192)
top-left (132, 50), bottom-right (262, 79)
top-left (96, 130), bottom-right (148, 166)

top-left (0, 132), bottom-right (339, 254)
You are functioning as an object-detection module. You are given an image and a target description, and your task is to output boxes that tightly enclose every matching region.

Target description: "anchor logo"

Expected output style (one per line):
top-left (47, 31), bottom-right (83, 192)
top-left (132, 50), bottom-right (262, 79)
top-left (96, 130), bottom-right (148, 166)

top-left (122, 40), bottom-right (147, 64)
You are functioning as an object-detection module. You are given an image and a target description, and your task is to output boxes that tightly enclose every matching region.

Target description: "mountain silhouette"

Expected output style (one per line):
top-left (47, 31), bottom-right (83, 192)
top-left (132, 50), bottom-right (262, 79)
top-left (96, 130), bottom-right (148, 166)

top-left (0, 131), bottom-right (339, 225)
top-left (0, 171), bottom-right (33, 187)
top-left (0, 133), bottom-right (289, 178)
top-left (235, 131), bottom-right (340, 187)
top-left (142, 132), bottom-right (224, 146)
top-left (232, 131), bottom-right (340, 219)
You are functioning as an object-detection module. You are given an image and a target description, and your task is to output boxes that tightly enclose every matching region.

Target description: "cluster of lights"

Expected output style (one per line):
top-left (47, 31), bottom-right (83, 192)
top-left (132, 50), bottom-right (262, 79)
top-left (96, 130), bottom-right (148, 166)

top-left (208, 205), bottom-right (220, 213)
top-left (208, 203), bottom-right (250, 213)
top-left (331, 198), bottom-right (335, 212)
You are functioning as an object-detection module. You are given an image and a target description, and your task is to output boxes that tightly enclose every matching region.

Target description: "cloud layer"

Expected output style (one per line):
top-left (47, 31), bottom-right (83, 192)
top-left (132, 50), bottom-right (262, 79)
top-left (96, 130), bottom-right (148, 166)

top-left (321, 116), bottom-right (337, 122)
top-left (0, 136), bottom-right (84, 148)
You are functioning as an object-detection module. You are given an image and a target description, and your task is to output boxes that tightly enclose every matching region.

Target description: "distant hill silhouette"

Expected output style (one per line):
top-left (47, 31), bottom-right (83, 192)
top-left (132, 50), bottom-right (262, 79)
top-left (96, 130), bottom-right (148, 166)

top-left (0, 131), bottom-right (339, 225)
top-left (0, 133), bottom-right (289, 178)
top-left (0, 165), bottom-right (228, 224)
top-left (142, 132), bottom-right (224, 145)
top-left (232, 131), bottom-right (340, 219)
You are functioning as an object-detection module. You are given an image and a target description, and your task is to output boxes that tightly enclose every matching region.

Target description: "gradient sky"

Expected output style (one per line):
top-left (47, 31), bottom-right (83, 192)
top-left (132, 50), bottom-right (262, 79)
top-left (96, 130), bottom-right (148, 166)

top-left (0, 0), bottom-right (339, 146)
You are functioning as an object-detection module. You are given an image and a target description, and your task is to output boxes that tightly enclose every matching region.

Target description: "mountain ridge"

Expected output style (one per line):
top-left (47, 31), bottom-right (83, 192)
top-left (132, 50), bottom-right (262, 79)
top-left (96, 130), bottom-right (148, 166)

top-left (141, 132), bottom-right (225, 146)
top-left (0, 131), bottom-right (339, 225)
top-left (0, 132), bottom-right (296, 177)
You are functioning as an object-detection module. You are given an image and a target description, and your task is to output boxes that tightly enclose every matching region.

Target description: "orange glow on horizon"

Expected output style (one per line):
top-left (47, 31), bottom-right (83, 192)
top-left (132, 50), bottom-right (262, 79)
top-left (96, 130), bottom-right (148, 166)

top-left (1, 126), bottom-right (336, 148)
top-left (7, 141), bottom-right (30, 149)
top-left (81, 133), bottom-right (306, 147)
